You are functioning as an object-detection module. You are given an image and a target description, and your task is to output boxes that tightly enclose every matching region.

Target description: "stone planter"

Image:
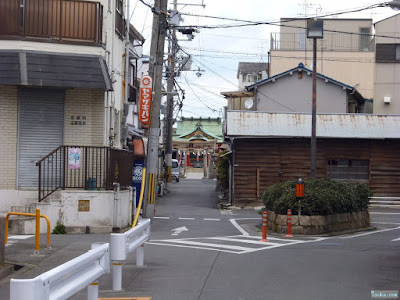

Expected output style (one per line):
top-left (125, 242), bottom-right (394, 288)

top-left (267, 210), bottom-right (370, 235)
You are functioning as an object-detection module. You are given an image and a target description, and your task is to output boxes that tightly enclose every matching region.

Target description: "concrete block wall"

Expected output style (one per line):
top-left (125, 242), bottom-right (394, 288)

top-left (64, 89), bottom-right (105, 146)
top-left (267, 210), bottom-right (370, 235)
top-left (0, 86), bottom-right (18, 189)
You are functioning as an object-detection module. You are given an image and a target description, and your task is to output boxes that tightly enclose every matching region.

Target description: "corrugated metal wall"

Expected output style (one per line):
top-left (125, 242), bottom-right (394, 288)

top-left (233, 138), bottom-right (400, 206)
top-left (18, 88), bottom-right (64, 188)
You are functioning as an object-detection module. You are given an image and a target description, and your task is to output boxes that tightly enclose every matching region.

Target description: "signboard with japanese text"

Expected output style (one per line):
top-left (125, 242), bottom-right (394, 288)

top-left (139, 75), bottom-right (152, 127)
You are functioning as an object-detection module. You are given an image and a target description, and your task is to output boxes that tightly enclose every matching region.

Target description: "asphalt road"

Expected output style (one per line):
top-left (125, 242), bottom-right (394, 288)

top-left (1, 178), bottom-right (400, 300)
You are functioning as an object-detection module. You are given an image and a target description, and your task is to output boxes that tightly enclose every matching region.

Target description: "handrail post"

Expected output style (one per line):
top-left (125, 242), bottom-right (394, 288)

top-left (5, 214), bottom-right (9, 245)
top-left (136, 244), bottom-right (144, 267)
top-left (35, 209), bottom-right (40, 255)
top-left (112, 263), bottom-right (123, 291)
top-left (38, 162), bottom-right (42, 202)
top-left (63, 146), bottom-right (66, 189)
top-left (87, 282), bottom-right (99, 300)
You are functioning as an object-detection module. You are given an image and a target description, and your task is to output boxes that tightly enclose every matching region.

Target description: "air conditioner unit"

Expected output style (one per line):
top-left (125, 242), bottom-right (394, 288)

top-left (384, 96), bottom-right (391, 104)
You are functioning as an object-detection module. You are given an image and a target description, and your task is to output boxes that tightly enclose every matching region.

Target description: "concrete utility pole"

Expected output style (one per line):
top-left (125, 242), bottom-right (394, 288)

top-left (143, 0), bottom-right (168, 218)
top-left (165, 0), bottom-right (178, 184)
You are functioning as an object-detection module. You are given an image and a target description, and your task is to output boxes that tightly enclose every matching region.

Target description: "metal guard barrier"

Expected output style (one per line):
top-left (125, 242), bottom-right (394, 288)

top-left (5, 210), bottom-right (51, 253)
top-left (10, 243), bottom-right (110, 300)
top-left (111, 218), bottom-right (151, 261)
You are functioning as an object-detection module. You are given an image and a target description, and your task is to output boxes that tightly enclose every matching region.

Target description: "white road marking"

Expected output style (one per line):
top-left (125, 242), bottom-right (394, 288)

top-left (229, 218), bottom-right (259, 236)
top-left (341, 226), bottom-right (400, 239)
top-left (371, 222), bottom-right (400, 225)
top-left (165, 240), bottom-right (254, 251)
top-left (204, 218), bottom-right (220, 221)
top-left (178, 217), bottom-right (195, 220)
top-left (208, 237), bottom-right (282, 246)
top-left (370, 212), bottom-right (400, 215)
top-left (154, 216), bottom-right (170, 219)
top-left (171, 226), bottom-right (188, 236)
top-left (146, 242), bottom-right (240, 254)
top-left (148, 235), bottom-right (327, 254)
top-left (7, 235), bottom-right (35, 240)
top-left (392, 237), bottom-right (400, 242)
top-left (219, 209), bottom-right (233, 215)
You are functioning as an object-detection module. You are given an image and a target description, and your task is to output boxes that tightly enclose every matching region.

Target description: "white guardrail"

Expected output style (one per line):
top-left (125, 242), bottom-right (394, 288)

top-left (110, 218), bottom-right (151, 291)
top-left (10, 243), bottom-right (110, 300)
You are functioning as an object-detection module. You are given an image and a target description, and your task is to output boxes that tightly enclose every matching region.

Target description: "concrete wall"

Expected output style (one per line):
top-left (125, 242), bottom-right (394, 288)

top-left (64, 89), bottom-right (105, 146)
top-left (256, 72), bottom-right (347, 113)
top-left (374, 64), bottom-right (400, 114)
top-left (11, 189), bottom-right (133, 234)
top-left (374, 14), bottom-right (400, 114)
top-left (0, 86), bottom-right (18, 190)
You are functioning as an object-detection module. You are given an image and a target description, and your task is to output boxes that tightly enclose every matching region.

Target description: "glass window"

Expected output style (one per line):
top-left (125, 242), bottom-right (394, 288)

top-left (327, 159), bottom-right (369, 181)
top-left (359, 28), bottom-right (370, 51)
top-left (396, 44), bottom-right (400, 61)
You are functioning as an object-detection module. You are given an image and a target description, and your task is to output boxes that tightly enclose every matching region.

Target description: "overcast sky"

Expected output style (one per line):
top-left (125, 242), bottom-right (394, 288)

top-left (130, 0), bottom-right (399, 119)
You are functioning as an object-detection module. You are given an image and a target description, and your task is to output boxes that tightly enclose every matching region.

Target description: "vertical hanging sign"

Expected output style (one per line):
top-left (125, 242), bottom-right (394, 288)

top-left (139, 75), bottom-right (152, 127)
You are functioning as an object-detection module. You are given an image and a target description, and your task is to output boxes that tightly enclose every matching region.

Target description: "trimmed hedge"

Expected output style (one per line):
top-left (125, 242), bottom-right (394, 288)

top-left (261, 179), bottom-right (372, 216)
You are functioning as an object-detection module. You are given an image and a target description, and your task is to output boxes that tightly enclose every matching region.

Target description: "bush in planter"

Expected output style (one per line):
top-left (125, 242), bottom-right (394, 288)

top-left (261, 179), bottom-right (371, 216)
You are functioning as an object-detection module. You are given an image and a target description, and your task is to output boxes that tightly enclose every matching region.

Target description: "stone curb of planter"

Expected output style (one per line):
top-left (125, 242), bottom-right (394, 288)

top-left (266, 210), bottom-right (370, 235)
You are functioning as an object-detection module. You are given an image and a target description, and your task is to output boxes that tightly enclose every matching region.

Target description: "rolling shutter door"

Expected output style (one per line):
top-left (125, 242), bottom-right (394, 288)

top-left (18, 88), bottom-right (65, 188)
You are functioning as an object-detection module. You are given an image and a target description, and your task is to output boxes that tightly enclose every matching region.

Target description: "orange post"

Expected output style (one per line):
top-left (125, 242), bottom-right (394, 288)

top-left (35, 209), bottom-right (40, 254)
top-left (259, 211), bottom-right (269, 242)
top-left (285, 209), bottom-right (294, 238)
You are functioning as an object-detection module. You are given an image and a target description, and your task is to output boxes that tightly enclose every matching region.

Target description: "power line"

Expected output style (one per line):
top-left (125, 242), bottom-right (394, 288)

top-left (176, 8), bottom-right (400, 40)
top-left (183, 75), bottom-right (219, 112)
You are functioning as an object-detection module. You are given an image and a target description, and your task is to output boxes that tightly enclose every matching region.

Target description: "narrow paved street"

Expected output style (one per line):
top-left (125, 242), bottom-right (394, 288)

top-left (89, 178), bottom-right (400, 300)
top-left (1, 178), bottom-right (400, 300)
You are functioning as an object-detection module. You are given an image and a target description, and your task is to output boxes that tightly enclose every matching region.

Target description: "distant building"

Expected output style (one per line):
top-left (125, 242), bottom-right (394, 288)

top-left (237, 62), bottom-right (268, 90)
top-left (246, 63), bottom-right (369, 114)
top-left (173, 117), bottom-right (223, 168)
top-left (269, 18), bottom-right (375, 100)
top-left (373, 13), bottom-right (400, 114)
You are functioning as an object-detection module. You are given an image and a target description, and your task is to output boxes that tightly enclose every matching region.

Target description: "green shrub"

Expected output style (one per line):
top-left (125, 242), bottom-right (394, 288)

top-left (261, 179), bottom-right (372, 216)
top-left (52, 222), bottom-right (67, 234)
top-left (216, 150), bottom-right (229, 190)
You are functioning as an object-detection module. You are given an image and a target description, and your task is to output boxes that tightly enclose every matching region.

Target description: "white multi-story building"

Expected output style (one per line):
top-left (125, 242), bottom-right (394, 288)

top-left (0, 0), bottom-right (144, 233)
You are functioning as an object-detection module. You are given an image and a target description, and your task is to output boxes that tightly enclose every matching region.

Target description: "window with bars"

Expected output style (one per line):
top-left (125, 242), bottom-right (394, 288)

top-left (327, 159), bottom-right (369, 181)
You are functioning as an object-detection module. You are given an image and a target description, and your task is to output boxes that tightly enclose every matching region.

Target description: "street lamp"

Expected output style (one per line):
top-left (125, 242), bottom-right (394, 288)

top-left (307, 19), bottom-right (323, 178)
top-left (387, 1), bottom-right (400, 10)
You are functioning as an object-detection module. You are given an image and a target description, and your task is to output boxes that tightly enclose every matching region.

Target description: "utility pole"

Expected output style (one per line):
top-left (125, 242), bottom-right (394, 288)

top-left (165, 0), bottom-right (178, 184)
top-left (143, 0), bottom-right (168, 218)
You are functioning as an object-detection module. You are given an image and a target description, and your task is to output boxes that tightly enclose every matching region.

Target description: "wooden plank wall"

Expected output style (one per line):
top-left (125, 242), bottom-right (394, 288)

top-left (233, 138), bottom-right (400, 207)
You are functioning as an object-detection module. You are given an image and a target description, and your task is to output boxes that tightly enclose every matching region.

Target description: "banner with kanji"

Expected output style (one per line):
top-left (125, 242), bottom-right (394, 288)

top-left (139, 75), bottom-right (152, 126)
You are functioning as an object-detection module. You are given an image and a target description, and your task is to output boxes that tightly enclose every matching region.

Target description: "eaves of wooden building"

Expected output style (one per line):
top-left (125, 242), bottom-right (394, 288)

top-left (225, 112), bottom-right (400, 208)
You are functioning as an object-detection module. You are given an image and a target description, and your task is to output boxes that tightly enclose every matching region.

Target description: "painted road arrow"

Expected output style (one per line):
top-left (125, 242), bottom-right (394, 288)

top-left (171, 226), bottom-right (188, 236)
top-left (392, 237), bottom-right (400, 242)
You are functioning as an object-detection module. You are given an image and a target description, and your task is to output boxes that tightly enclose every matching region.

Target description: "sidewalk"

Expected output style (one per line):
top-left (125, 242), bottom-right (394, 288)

top-left (0, 233), bottom-right (111, 299)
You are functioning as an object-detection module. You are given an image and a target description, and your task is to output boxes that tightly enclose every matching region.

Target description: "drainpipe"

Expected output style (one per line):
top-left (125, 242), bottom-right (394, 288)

top-left (113, 182), bottom-right (120, 229)
top-left (105, 50), bottom-right (111, 146)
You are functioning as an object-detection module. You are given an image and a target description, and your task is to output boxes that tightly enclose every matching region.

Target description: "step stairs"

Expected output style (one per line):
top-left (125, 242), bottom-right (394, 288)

top-left (369, 197), bottom-right (400, 208)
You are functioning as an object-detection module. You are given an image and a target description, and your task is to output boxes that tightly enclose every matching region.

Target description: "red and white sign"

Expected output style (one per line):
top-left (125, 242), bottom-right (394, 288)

top-left (139, 75), bottom-right (152, 126)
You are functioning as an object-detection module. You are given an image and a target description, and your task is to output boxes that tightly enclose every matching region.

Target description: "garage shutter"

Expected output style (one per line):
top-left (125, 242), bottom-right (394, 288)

top-left (18, 88), bottom-right (65, 188)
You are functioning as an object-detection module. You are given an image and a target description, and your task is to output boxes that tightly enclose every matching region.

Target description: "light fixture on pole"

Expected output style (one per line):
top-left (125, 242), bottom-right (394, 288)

top-left (307, 19), bottom-right (323, 179)
top-left (387, 1), bottom-right (400, 10)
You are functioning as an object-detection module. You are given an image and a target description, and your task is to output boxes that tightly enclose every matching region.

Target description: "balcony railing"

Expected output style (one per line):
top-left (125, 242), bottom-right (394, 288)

top-left (0, 0), bottom-right (103, 45)
top-left (36, 146), bottom-right (133, 202)
top-left (270, 32), bottom-right (374, 52)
